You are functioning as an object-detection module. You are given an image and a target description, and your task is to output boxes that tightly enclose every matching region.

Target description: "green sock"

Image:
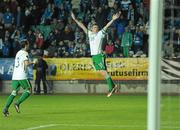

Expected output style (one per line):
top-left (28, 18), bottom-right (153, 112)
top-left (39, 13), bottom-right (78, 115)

top-left (4, 94), bottom-right (15, 109)
top-left (105, 75), bottom-right (115, 91)
top-left (16, 91), bottom-right (30, 105)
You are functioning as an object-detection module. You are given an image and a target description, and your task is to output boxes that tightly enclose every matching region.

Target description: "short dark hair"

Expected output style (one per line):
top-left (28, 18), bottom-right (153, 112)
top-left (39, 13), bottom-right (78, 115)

top-left (20, 39), bottom-right (29, 48)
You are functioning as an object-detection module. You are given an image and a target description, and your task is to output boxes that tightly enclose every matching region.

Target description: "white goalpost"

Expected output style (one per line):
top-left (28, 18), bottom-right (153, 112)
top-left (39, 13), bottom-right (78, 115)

top-left (148, 0), bottom-right (164, 130)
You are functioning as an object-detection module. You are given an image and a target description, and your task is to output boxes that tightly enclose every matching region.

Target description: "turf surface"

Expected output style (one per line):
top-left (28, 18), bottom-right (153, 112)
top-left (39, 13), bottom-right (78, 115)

top-left (0, 95), bottom-right (179, 130)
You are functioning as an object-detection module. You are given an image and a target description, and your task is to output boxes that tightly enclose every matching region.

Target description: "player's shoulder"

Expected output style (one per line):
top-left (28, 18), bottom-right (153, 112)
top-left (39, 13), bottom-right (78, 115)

top-left (88, 30), bottom-right (93, 35)
top-left (16, 50), bottom-right (28, 56)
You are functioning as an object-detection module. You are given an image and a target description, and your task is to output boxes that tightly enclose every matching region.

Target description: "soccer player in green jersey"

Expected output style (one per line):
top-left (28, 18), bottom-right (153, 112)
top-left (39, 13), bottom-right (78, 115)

top-left (71, 11), bottom-right (121, 97)
top-left (3, 39), bottom-right (35, 117)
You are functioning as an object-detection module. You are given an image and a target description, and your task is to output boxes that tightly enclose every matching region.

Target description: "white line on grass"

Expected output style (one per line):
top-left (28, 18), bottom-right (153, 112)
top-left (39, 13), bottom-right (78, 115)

top-left (22, 124), bottom-right (59, 130)
top-left (22, 123), bottom-right (180, 130)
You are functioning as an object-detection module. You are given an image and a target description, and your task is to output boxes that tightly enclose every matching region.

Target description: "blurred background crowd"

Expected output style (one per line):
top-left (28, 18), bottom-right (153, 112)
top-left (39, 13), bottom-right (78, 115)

top-left (0, 0), bottom-right (179, 59)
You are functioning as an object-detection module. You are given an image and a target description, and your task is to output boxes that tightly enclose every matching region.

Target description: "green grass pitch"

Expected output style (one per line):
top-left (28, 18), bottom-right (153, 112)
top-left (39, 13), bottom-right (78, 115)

top-left (0, 95), bottom-right (179, 130)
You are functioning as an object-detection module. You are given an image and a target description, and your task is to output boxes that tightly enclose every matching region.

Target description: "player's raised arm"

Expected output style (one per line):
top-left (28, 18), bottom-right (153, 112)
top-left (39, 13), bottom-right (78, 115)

top-left (103, 11), bottom-right (121, 31)
top-left (71, 12), bottom-right (88, 34)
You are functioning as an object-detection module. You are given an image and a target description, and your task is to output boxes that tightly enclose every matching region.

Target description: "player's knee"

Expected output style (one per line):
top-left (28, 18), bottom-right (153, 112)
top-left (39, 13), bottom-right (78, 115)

top-left (11, 90), bottom-right (17, 96)
top-left (25, 88), bottom-right (31, 94)
top-left (99, 70), bottom-right (107, 77)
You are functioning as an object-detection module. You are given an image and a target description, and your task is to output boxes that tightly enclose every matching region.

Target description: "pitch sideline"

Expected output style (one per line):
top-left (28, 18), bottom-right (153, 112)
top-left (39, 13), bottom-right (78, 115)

top-left (22, 123), bottom-right (180, 130)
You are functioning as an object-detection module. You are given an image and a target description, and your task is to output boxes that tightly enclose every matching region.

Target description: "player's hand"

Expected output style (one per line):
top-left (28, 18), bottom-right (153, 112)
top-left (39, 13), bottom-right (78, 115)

top-left (33, 59), bottom-right (38, 64)
top-left (112, 11), bottom-right (121, 20)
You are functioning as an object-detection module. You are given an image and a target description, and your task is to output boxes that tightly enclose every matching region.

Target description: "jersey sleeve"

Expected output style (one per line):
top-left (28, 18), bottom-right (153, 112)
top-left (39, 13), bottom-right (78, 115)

top-left (98, 29), bottom-right (106, 38)
top-left (87, 30), bottom-right (92, 37)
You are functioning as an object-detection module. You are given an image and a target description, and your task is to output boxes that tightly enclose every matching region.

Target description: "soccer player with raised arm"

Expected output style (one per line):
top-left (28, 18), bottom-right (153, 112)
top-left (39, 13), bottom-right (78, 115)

top-left (71, 11), bottom-right (121, 97)
top-left (3, 39), bottom-right (35, 117)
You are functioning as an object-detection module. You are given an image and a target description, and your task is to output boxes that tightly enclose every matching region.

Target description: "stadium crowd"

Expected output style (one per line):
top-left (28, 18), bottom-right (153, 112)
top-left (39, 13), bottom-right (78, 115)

top-left (0, 0), bottom-right (179, 59)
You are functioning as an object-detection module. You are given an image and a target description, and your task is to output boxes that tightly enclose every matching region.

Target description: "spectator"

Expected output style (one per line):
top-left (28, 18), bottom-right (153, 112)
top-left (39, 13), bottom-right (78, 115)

top-left (54, 0), bottom-right (63, 7)
top-left (105, 40), bottom-right (115, 57)
top-left (11, 29), bottom-right (22, 56)
top-left (0, 38), bottom-right (3, 56)
top-left (62, 25), bottom-right (75, 42)
top-left (163, 41), bottom-right (174, 59)
top-left (2, 8), bottom-right (14, 29)
top-left (127, 4), bottom-right (135, 24)
top-left (2, 37), bottom-right (11, 57)
top-left (14, 6), bottom-right (23, 28)
top-left (121, 27), bottom-right (133, 57)
top-left (114, 14), bottom-right (128, 39)
top-left (41, 3), bottom-right (54, 25)
top-left (31, 5), bottom-right (42, 25)
top-left (35, 30), bottom-right (45, 49)
top-left (133, 26), bottom-right (143, 54)
top-left (67, 41), bottom-right (75, 57)
top-left (0, 19), bottom-right (5, 39)
top-left (173, 29), bottom-right (180, 57)
top-left (9, 0), bottom-right (19, 16)
top-left (108, 26), bottom-right (118, 42)
top-left (121, 0), bottom-right (132, 18)
top-left (34, 55), bottom-right (48, 94)
top-left (74, 39), bottom-right (87, 57)
top-left (57, 41), bottom-right (67, 57)
top-left (95, 7), bottom-right (108, 29)
top-left (114, 38), bottom-right (123, 57)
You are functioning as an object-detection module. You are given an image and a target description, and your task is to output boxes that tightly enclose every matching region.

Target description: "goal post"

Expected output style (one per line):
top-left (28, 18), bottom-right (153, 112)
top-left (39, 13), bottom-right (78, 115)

top-left (148, 0), bottom-right (164, 130)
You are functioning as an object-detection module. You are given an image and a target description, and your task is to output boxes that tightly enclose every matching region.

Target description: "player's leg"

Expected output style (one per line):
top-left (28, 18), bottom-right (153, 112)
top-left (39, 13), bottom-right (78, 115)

top-left (99, 70), bottom-right (115, 91)
top-left (14, 80), bottom-right (32, 113)
top-left (92, 54), bottom-right (117, 97)
top-left (3, 81), bottom-right (20, 116)
top-left (36, 77), bottom-right (41, 94)
top-left (42, 76), bottom-right (47, 94)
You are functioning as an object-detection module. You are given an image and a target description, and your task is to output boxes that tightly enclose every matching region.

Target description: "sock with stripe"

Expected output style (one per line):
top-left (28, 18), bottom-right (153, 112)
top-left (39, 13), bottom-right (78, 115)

top-left (16, 91), bottom-right (30, 105)
top-left (105, 75), bottom-right (115, 91)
